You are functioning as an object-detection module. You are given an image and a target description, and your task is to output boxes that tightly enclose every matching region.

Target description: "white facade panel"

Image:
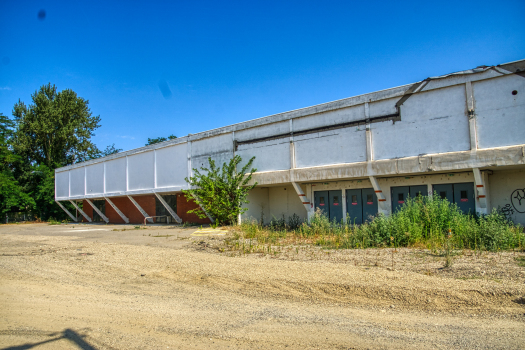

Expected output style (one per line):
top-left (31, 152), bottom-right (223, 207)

top-left (373, 85), bottom-right (470, 160)
top-left (235, 121), bottom-right (289, 142)
top-left (192, 133), bottom-right (232, 156)
top-left (295, 127), bottom-right (366, 168)
top-left (293, 104), bottom-right (365, 132)
top-left (69, 167), bottom-right (85, 196)
top-left (85, 162), bottom-right (104, 195)
top-left (105, 157), bottom-right (126, 193)
top-left (474, 74), bottom-right (525, 149)
top-left (128, 151), bottom-right (155, 191)
top-left (55, 171), bottom-right (69, 198)
top-left (237, 139), bottom-right (290, 172)
top-left (192, 151), bottom-right (234, 174)
top-left (156, 143), bottom-right (188, 188)
top-left (369, 97), bottom-right (398, 117)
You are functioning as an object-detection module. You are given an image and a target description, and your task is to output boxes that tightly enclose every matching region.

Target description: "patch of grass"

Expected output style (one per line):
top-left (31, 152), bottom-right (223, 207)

top-left (515, 256), bottom-right (525, 267)
top-left (227, 194), bottom-right (524, 255)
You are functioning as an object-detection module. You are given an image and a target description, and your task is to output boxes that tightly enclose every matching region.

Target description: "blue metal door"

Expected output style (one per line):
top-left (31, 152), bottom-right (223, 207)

top-left (433, 184), bottom-right (453, 203)
top-left (453, 182), bottom-right (475, 214)
top-left (362, 188), bottom-right (378, 222)
top-left (346, 189), bottom-right (363, 225)
top-left (314, 191), bottom-right (329, 218)
top-left (410, 185), bottom-right (428, 199)
top-left (391, 186), bottom-right (409, 213)
top-left (329, 190), bottom-right (343, 223)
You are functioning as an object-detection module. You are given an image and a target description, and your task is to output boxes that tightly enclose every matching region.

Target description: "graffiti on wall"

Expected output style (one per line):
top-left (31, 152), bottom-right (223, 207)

top-left (501, 188), bottom-right (525, 217)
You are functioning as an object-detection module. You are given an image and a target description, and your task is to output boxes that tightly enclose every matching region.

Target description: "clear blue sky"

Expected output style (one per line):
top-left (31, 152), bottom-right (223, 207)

top-left (1, 0), bottom-right (524, 152)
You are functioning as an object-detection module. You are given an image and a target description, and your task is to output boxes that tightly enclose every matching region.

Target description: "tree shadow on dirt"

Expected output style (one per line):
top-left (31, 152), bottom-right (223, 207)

top-left (1, 329), bottom-right (98, 350)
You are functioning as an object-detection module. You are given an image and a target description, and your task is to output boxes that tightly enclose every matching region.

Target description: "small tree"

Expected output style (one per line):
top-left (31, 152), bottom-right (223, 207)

top-left (183, 156), bottom-right (257, 226)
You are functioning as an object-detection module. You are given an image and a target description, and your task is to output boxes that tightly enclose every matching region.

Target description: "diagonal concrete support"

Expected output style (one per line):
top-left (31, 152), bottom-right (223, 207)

top-left (69, 200), bottom-right (91, 222)
top-left (56, 201), bottom-right (78, 222)
top-left (105, 197), bottom-right (129, 224)
top-left (292, 182), bottom-right (314, 222)
top-left (127, 195), bottom-right (153, 223)
top-left (369, 176), bottom-right (389, 215)
top-left (154, 193), bottom-right (182, 224)
top-left (85, 199), bottom-right (109, 223)
top-left (473, 168), bottom-right (488, 214)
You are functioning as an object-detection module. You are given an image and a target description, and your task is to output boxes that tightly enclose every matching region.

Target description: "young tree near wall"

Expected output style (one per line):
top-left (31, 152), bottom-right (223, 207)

top-left (183, 156), bottom-right (257, 226)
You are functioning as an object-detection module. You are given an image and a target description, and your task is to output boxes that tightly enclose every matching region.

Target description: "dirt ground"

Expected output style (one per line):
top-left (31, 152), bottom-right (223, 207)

top-left (1, 223), bottom-right (524, 350)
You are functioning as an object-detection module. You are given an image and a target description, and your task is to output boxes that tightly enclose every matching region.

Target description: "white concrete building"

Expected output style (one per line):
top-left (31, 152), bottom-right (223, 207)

top-left (55, 59), bottom-right (525, 226)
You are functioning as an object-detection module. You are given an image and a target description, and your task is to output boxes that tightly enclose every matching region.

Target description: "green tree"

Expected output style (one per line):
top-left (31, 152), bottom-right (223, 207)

top-left (0, 113), bottom-right (34, 215)
top-left (183, 156), bottom-right (257, 226)
top-left (12, 83), bottom-right (101, 168)
top-left (10, 84), bottom-right (102, 220)
top-left (96, 143), bottom-right (122, 158)
top-left (146, 134), bottom-right (177, 146)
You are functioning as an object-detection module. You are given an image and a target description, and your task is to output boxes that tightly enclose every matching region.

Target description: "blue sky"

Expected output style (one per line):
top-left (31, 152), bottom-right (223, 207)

top-left (1, 0), bottom-right (524, 152)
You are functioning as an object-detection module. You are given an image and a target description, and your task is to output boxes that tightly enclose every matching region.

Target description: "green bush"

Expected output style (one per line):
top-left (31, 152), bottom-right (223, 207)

top-left (236, 194), bottom-right (524, 252)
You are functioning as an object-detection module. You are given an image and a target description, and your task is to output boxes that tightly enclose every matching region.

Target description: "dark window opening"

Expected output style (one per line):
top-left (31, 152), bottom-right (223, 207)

top-left (333, 196), bottom-right (339, 204)
top-left (461, 190), bottom-right (468, 199)
top-left (352, 195), bottom-right (358, 203)
top-left (92, 200), bottom-right (105, 222)
top-left (398, 193), bottom-right (404, 201)
top-left (155, 195), bottom-right (177, 223)
top-left (319, 197), bottom-right (325, 205)
top-left (440, 191), bottom-right (447, 199)
top-left (367, 194), bottom-right (373, 203)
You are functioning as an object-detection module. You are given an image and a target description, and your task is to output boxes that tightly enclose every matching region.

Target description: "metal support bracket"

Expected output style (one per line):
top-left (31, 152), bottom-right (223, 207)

top-left (85, 199), bottom-right (109, 223)
top-left (127, 195), bottom-right (153, 223)
top-left (56, 201), bottom-right (78, 222)
top-left (154, 193), bottom-right (182, 224)
top-left (105, 197), bottom-right (129, 224)
top-left (69, 200), bottom-right (91, 222)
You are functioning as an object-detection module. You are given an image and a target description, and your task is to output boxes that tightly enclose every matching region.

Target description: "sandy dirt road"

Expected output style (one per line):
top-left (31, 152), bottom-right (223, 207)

top-left (1, 223), bottom-right (524, 349)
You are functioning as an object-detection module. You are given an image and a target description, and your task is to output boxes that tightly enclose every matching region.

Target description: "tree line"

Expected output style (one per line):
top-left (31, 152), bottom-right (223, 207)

top-left (1, 83), bottom-right (175, 221)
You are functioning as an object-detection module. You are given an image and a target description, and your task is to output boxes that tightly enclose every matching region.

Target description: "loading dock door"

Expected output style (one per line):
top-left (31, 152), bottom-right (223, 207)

top-left (453, 183), bottom-right (475, 214)
top-left (314, 191), bottom-right (329, 218)
top-left (329, 190), bottom-right (343, 223)
top-left (391, 186), bottom-right (429, 213)
top-left (410, 185), bottom-right (428, 198)
top-left (362, 188), bottom-right (378, 222)
top-left (346, 189), bottom-right (363, 225)
top-left (391, 186), bottom-right (409, 213)
top-left (433, 184), bottom-right (454, 203)
top-left (432, 183), bottom-right (475, 214)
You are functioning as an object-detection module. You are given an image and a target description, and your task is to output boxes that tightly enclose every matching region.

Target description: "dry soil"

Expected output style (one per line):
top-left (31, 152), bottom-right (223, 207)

top-left (1, 223), bottom-right (524, 350)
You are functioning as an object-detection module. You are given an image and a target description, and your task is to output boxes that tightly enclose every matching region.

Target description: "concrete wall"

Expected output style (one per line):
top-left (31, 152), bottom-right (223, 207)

top-left (488, 169), bottom-right (525, 225)
top-left (243, 185), bottom-right (308, 224)
top-left (56, 61), bottom-right (525, 224)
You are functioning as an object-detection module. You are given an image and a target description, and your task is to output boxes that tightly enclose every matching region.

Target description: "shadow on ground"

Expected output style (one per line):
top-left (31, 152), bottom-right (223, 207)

top-left (2, 329), bottom-right (98, 350)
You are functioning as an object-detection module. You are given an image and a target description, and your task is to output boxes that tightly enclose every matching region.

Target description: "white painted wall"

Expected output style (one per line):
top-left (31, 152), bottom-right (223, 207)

top-left (488, 169), bottom-right (525, 225)
top-left (105, 157), bottom-right (126, 193)
top-left (156, 143), bottom-right (188, 188)
top-left (295, 127), bottom-right (367, 168)
top-left (128, 151), bottom-right (155, 190)
top-left (85, 162), bottom-right (104, 194)
top-left (373, 84), bottom-right (470, 160)
top-left (474, 74), bottom-right (525, 149)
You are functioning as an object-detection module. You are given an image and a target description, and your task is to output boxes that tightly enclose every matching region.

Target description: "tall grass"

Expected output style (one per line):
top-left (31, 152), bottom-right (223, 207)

top-left (233, 194), bottom-right (524, 252)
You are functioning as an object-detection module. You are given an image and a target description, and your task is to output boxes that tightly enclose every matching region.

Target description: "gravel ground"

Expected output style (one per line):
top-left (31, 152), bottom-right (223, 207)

top-left (1, 223), bottom-right (524, 350)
